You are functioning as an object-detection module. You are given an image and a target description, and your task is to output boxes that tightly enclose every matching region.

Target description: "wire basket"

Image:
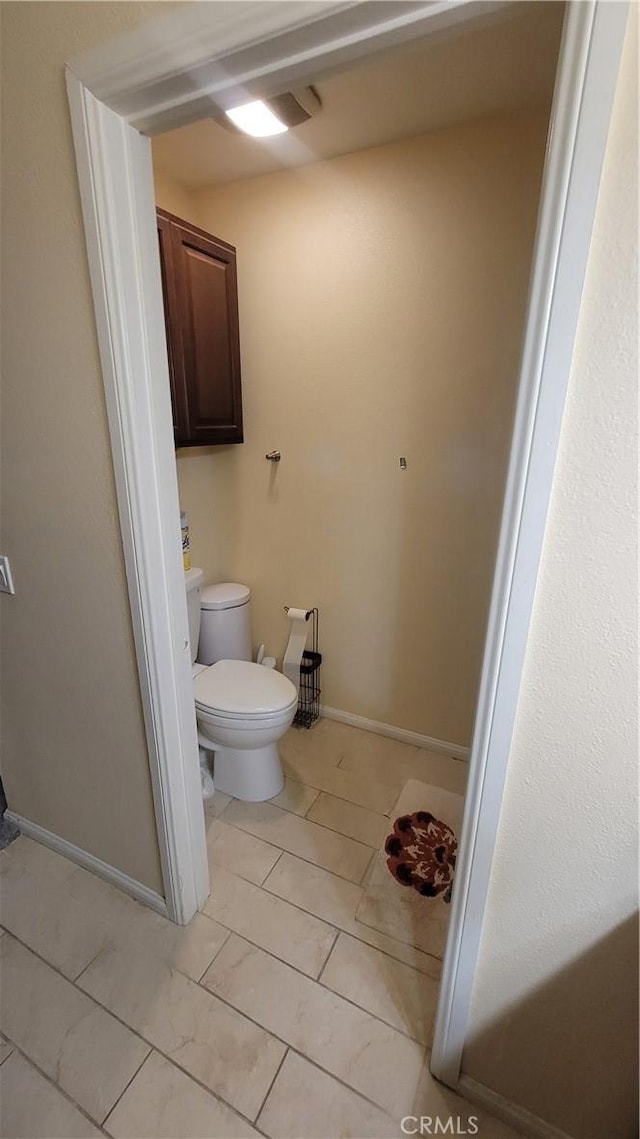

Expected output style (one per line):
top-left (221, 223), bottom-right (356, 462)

top-left (294, 608), bottom-right (321, 728)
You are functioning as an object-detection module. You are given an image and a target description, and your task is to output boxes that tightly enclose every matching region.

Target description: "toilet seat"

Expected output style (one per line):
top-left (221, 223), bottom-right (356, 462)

top-left (197, 706), bottom-right (296, 739)
top-left (197, 703), bottom-right (296, 724)
top-left (194, 658), bottom-right (297, 719)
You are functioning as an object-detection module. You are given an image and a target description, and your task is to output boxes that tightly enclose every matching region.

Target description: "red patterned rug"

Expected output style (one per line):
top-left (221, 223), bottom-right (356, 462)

top-left (385, 811), bottom-right (457, 903)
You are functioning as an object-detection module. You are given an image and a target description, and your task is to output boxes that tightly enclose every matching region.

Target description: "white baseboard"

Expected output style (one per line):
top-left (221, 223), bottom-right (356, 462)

top-left (457, 1075), bottom-right (574, 1139)
top-left (320, 705), bottom-right (469, 761)
top-left (5, 812), bottom-right (168, 918)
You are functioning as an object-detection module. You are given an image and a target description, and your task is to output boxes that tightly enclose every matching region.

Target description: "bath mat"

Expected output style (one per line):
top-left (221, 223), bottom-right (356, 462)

top-left (355, 779), bottom-right (463, 959)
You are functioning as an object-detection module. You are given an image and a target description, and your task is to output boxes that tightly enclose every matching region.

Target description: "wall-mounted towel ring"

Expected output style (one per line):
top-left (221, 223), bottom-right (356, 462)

top-left (266, 451), bottom-right (281, 462)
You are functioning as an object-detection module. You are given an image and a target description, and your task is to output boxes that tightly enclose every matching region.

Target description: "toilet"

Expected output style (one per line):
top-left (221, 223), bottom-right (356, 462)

top-left (185, 568), bottom-right (297, 801)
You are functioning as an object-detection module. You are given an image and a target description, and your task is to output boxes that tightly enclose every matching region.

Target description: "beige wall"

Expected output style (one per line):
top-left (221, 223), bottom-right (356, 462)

top-left (463, 11), bottom-right (638, 1137)
top-left (154, 172), bottom-right (197, 224)
top-left (155, 112), bottom-right (548, 747)
top-left (0, 2), bottom-right (177, 893)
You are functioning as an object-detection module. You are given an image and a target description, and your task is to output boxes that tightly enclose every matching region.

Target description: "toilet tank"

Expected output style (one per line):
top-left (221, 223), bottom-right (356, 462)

top-left (199, 582), bottom-right (252, 663)
top-left (185, 567), bottom-right (204, 664)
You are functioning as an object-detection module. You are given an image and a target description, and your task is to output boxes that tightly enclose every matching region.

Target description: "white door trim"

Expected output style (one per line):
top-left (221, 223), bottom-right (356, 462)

top-left (64, 0), bottom-right (627, 1091)
top-left (65, 75), bottom-right (210, 924)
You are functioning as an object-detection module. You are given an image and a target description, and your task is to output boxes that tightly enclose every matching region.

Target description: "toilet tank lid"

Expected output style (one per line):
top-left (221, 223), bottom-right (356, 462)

top-left (201, 582), bottom-right (251, 610)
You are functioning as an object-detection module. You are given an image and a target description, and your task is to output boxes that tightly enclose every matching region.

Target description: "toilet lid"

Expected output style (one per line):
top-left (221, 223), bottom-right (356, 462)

top-left (200, 583), bottom-right (250, 611)
top-left (194, 659), bottom-right (297, 716)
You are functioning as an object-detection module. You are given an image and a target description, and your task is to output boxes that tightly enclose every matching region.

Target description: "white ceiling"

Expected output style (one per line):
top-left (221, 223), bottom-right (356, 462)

top-left (151, 2), bottom-right (564, 191)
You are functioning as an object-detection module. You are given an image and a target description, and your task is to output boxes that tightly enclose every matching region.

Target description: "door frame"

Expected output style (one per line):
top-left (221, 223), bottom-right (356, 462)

top-left (65, 0), bottom-right (628, 1088)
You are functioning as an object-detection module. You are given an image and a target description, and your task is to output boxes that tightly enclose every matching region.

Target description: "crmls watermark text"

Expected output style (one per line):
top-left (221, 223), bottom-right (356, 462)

top-left (401, 1117), bottom-right (479, 1135)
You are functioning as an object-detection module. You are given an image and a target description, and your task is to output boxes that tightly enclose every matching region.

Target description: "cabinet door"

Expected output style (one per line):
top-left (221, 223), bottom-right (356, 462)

top-left (170, 216), bottom-right (244, 446)
top-left (157, 212), bottom-right (189, 445)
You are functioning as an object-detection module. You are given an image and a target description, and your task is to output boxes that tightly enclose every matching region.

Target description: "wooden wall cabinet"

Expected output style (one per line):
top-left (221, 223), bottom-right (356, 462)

top-left (157, 208), bottom-right (244, 447)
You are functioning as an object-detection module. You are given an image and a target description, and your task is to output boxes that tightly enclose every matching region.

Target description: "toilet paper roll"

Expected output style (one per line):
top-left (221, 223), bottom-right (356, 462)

top-left (285, 607), bottom-right (310, 622)
top-left (283, 608), bottom-right (311, 692)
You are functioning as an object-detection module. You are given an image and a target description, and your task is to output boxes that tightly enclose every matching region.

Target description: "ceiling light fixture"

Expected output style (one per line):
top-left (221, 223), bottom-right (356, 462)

top-left (225, 100), bottom-right (288, 138)
top-left (220, 87), bottom-right (321, 138)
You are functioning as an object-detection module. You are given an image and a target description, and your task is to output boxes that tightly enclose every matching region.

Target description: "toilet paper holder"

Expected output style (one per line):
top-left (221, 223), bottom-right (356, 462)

top-left (299, 609), bottom-right (321, 729)
top-left (283, 606), bottom-right (321, 728)
top-left (265, 450), bottom-right (281, 462)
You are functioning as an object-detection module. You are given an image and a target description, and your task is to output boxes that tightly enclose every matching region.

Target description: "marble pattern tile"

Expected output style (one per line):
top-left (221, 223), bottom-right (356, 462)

top-left (202, 934), bottom-right (425, 1119)
top-left (321, 933), bottom-right (439, 1044)
top-left (77, 940), bottom-right (285, 1121)
top-left (269, 777), bottom-right (320, 816)
top-left (0, 855), bottom-right (118, 980)
top-left (205, 817), bottom-right (281, 885)
top-left (0, 717), bottom-right (520, 1139)
top-left (0, 1050), bottom-right (101, 1138)
top-left (204, 790), bottom-right (233, 818)
top-left (0, 838), bottom-right (114, 979)
top-left (282, 752), bottom-right (398, 815)
top-left (0, 835), bottom-right (77, 887)
top-left (221, 799), bottom-right (372, 883)
top-left (263, 853), bottom-right (441, 978)
top-left (204, 864), bottom-right (336, 977)
top-left (263, 849), bottom-right (363, 927)
top-left (136, 909), bottom-right (230, 981)
top-left (0, 837), bottom-right (227, 982)
top-left (0, 718), bottom-right (514, 1139)
top-left (335, 726), bottom-right (432, 769)
top-left (66, 862), bottom-right (230, 982)
top-left (307, 793), bottom-right (391, 848)
top-left (280, 719), bottom-right (356, 767)
top-left (0, 934), bottom-right (150, 1123)
top-left (339, 735), bottom-right (468, 798)
top-left (258, 1050), bottom-right (399, 1139)
top-left (356, 851), bottom-right (450, 959)
top-left (105, 1050), bottom-right (259, 1138)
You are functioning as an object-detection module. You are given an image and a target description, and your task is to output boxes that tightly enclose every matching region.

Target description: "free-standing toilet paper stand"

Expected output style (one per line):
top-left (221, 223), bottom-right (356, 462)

top-left (284, 606), bottom-right (322, 728)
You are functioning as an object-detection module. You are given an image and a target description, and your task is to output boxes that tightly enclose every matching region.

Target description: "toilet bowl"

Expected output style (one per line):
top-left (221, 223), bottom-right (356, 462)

top-left (194, 659), bottom-right (297, 801)
top-left (185, 568), bottom-right (297, 801)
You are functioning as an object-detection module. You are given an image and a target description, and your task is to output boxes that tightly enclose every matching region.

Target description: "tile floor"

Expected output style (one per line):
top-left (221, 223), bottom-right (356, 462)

top-left (0, 718), bottom-right (521, 1139)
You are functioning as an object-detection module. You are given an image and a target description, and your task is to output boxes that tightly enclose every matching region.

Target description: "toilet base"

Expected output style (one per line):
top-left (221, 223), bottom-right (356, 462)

top-left (209, 742), bottom-right (285, 802)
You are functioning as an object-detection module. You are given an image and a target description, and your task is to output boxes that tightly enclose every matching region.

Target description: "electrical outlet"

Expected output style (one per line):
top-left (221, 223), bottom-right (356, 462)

top-left (0, 556), bottom-right (15, 595)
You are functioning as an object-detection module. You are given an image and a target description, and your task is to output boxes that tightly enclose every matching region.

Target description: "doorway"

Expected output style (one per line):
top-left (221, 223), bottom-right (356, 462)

top-left (65, 0), bottom-right (628, 1107)
top-left (148, 2), bottom-right (560, 1026)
